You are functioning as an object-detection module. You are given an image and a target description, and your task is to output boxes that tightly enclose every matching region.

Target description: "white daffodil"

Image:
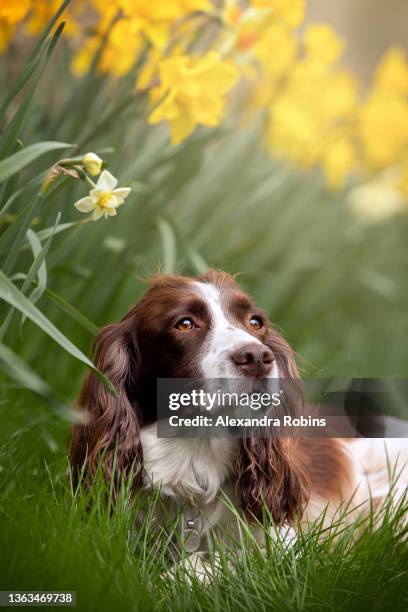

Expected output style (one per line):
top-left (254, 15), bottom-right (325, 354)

top-left (74, 170), bottom-right (131, 221)
top-left (348, 167), bottom-right (406, 223)
top-left (82, 152), bottom-right (103, 176)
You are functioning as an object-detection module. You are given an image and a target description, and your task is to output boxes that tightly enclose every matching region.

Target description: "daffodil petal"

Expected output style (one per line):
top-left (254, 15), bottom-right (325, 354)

top-left (74, 197), bottom-right (95, 212)
top-left (92, 208), bottom-right (104, 221)
top-left (113, 188), bottom-right (131, 199)
top-left (97, 170), bottom-right (118, 191)
top-left (169, 113), bottom-right (196, 144)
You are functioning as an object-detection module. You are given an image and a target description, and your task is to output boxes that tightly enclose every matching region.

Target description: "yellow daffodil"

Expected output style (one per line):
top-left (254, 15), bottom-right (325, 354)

top-left (74, 170), bottom-right (131, 221)
top-left (82, 153), bottom-right (103, 176)
top-left (0, 20), bottom-right (14, 53)
top-left (374, 47), bottom-right (408, 97)
top-left (136, 42), bottom-right (188, 90)
top-left (223, 1), bottom-right (245, 27)
top-left (322, 136), bottom-right (357, 189)
top-left (358, 91), bottom-right (408, 170)
top-left (253, 23), bottom-right (297, 79)
top-left (71, 36), bottom-right (101, 77)
top-left (98, 19), bottom-right (145, 76)
top-left (117, 0), bottom-right (211, 49)
top-left (136, 47), bottom-right (163, 90)
top-left (250, 0), bottom-right (305, 29)
top-left (398, 158), bottom-right (408, 198)
top-left (0, 0), bottom-right (31, 24)
top-left (25, 0), bottom-right (81, 37)
top-left (304, 25), bottom-right (344, 67)
top-left (0, 0), bottom-right (30, 51)
top-left (265, 57), bottom-right (357, 171)
top-left (149, 51), bottom-right (239, 144)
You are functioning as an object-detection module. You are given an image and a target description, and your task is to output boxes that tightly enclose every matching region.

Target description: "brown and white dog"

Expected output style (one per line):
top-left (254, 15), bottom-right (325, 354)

top-left (70, 270), bottom-right (408, 574)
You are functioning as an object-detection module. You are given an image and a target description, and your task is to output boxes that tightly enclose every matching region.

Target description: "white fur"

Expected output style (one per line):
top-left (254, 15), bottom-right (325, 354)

top-left (143, 279), bottom-right (408, 581)
top-left (348, 437), bottom-right (408, 504)
top-left (140, 423), bottom-right (237, 503)
top-left (142, 423), bottom-right (408, 526)
top-left (194, 281), bottom-right (277, 378)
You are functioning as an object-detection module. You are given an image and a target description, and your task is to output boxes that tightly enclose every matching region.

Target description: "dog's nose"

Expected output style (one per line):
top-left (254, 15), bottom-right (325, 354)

top-left (230, 344), bottom-right (274, 377)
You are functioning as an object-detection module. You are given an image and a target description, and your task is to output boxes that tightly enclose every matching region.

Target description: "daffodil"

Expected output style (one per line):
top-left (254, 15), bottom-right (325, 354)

top-left (348, 168), bottom-right (406, 222)
top-left (254, 23), bottom-right (297, 79)
top-left (0, 0), bottom-right (30, 51)
top-left (25, 0), bottom-right (80, 37)
top-left (82, 152), bottom-right (103, 176)
top-left (250, 0), bottom-right (305, 29)
top-left (74, 170), bottom-right (131, 221)
top-left (149, 51), bottom-right (239, 144)
top-left (374, 47), bottom-right (408, 97)
top-left (358, 91), bottom-right (408, 170)
top-left (0, 19), bottom-right (14, 53)
top-left (322, 135), bottom-right (357, 188)
top-left (0, 0), bottom-right (31, 24)
top-left (304, 25), bottom-right (344, 67)
top-left (357, 47), bottom-right (408, 172)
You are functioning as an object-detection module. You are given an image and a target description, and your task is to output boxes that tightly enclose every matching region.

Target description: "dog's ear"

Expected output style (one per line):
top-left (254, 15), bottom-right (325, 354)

top-left (69, 313), bottom-right (143, 491)
top-left (236, 327), bottom-right (310, 524)
top-left (236, 436), bottom-right (309, 524)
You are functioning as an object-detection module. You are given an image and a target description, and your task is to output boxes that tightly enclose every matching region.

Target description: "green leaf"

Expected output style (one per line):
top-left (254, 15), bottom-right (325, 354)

top-left (26, 227), bottom-right (49, 291)
top-left (0, 341), bottom-right (51, 397)
top-left (0, 217), bottom-right (56, 340)
top-left (0, 141), bottom-right (73, 184)
top-left (0, 271), bottom-right (116, 396)
top-left (0, 23), bottom-right (67, 159)
top-left (0, 174), bottom-right (43, 220)
top-left (33, 221), bottom-right (83, 244)
top-left (18, 220), bottom-right (59, 334)
top-left (44, 287), bottom-right (99, 336)
top-left (157, 217), bottom-right (177, 274)
top-left (0, 181), bottom-right (73, 257)
top-left (1, 192), bottom-right (45, 276)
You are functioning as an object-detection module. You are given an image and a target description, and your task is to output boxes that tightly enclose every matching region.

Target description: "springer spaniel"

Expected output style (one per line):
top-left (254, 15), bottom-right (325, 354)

top-left (70, 270), bottom-right (408, 578)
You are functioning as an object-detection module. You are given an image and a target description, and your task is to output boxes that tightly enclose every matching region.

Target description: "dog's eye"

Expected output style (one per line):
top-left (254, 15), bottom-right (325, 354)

top-left (175, 318), bottom-right (195, 331)
top-left (249, 316), bottom-right (263, 331)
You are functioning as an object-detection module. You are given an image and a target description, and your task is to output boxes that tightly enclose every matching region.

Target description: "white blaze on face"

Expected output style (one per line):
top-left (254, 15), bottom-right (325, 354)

top-left (194, 281), bottom-right (279, 379)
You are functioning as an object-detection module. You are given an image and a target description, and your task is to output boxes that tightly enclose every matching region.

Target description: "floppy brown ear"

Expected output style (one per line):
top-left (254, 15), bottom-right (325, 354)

top-left (236, 328), bottom-right (310, 524)
top-left (236, 437), bottom-right (309, 524)
top-left (69, 315), bottom-right (143, 491)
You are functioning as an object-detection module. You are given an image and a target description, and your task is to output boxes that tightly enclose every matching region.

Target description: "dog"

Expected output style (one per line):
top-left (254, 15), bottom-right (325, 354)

top-left (70, 270), bottom-right (408, 579)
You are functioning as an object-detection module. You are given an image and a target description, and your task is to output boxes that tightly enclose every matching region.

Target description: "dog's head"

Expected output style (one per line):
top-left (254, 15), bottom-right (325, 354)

top-left (70, 270), bottom-right (308, 523)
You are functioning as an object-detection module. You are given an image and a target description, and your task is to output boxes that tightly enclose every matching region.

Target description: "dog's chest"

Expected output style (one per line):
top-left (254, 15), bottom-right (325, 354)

top-left (140, 424), bottom-right (237, 503)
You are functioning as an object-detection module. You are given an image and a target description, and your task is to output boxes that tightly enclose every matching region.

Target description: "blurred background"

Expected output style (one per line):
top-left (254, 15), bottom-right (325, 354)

top-left (0, 0), bottom-right (408, 414)
top-left (308, 0), bottom-right (408, 81)
top-left (1, 3), bottom-right (408, 602)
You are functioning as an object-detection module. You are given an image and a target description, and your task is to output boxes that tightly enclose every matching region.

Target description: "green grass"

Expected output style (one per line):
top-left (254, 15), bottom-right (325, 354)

top-left (1, 391), bottom-right (408, 612)
top-left (1, 5), bottom-right (408, 610)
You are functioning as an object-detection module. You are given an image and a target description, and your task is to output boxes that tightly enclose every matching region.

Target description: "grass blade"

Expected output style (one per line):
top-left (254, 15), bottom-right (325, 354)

top-left (157, 217), bottom-right (177, 274)
top-left (1, 192), bottom-right (45, 275)
top-left (44, 287), bottom-right (99, 336)
top-left (0, 271), bottom-right (116, 396)
top-left (0, 217), bottom-right (58, 341)
top-left (0, 23), bottom-right (67, 159)
top-left (0, 341), bottom-right (51, 397)
top-left (0, 141), bottom-right (73, 184)
top-left (0, 1), bottom-right (72, 120)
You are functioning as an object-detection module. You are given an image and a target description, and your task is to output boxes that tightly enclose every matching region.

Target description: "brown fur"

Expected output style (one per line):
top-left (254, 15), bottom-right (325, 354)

top-left (70, 270), bottom-right (352, 524)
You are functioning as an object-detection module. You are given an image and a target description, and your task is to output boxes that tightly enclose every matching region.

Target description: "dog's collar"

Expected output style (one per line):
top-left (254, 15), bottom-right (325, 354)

top-left (181, 505), bottom-right (203, 553)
